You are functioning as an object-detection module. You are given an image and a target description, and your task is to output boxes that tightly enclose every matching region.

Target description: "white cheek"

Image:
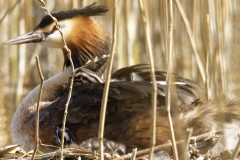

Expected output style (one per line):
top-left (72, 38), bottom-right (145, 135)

top-left (40, 31), bottom-right (64, 48)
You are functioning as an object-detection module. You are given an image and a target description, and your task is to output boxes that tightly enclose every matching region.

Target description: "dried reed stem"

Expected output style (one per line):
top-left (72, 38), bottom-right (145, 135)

top-left (138, 0), bottom-right (157, 159)
top-left (130, 148), bottom-right (137, 160)
top-left (98, 1), bottom-right (118, 160)
top-left (37, 1), bottom-right (74, 159)
top-left (31, 56), bottom-right (44, 160)
top-left (182, 128), bottom-right (193, 159)
top-left (165, 0), bottom-right (179, 159)
top-left (206, 14), bottom-right (210, 100)
top-left (174, 0), bottom-right (206, 83)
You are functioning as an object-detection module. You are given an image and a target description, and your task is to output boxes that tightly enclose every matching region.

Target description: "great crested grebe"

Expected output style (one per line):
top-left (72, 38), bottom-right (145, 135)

top-left (3, 3), bottom-right (240, 156)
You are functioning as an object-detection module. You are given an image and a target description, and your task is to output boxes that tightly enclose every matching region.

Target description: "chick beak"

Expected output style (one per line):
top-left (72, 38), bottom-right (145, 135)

top-left (3, 31), bottom-right (44, 45)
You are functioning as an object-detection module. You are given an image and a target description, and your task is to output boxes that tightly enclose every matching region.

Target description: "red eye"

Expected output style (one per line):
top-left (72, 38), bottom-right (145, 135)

top-left (52, 25), bottom-right (59, 31)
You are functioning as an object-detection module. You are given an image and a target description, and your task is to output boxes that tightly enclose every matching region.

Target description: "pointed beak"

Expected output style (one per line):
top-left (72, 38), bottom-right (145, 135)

top-left (3, 31), bottom-right (44, 45)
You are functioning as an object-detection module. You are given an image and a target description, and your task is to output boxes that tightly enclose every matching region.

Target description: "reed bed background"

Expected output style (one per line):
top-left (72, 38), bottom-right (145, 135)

top-left (0, 0), bottom-right (239, 149)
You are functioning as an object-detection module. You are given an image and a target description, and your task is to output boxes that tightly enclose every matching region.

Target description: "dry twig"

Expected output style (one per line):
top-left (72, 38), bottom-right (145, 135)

top-left (98, 1), bottom-right (118, 160)
top-left (31, 56), bottom-right (44, 160)
top-left (137, 0), bottom-right (157, 159)
top-left (37, 1), bottom-right (75, 159)
top-left (18, 149), bottom-right (93, 160)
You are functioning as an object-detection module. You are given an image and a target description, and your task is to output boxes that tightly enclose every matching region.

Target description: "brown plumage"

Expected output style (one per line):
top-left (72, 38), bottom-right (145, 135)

top-left (27, 66), bottom-right (240, 154)
top-left (63, 15), bottom-right (110, 71)
top-left (31, 65), bottom-right (197, 143)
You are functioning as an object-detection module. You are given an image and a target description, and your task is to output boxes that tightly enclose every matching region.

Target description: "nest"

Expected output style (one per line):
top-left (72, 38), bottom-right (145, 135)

top-left (0, 131), bottom-right (238, 160)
